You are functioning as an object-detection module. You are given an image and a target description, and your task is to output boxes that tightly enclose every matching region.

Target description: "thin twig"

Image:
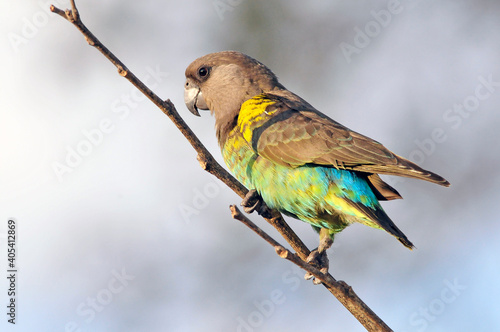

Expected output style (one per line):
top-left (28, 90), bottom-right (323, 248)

top-left (230, 206), bottom-right (328, 280)
top-left (50, 2), bottom-right (392, 331)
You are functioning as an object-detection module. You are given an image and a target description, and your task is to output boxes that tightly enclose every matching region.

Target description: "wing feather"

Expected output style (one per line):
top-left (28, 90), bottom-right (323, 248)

top-left (251, 94), bottom-right (450, 187)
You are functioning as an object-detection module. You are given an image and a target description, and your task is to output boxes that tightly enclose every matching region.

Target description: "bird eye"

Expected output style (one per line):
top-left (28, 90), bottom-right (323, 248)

top-left (198, 67), bottom-right (209, 77)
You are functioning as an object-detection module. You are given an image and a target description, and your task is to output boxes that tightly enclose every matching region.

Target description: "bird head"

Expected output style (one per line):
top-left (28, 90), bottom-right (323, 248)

top-left (184, 51), bottom-right (284, 122)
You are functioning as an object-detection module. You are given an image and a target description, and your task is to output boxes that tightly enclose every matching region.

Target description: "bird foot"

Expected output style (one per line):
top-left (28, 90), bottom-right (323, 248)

top-left (304, 234), bottom-right (333, 285)
top-left (241, 189), bottom-right (272, 218)
top-left (304, 249), bottom-right (330, 285)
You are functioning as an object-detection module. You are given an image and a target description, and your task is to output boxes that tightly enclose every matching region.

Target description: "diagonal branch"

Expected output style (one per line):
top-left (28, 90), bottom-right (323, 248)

top-left (230, 206), bottom-right (391, 331)
top-left (51, 0), bottom-right (308, 261)
top-left (50, 2), bottom-right (392, 331)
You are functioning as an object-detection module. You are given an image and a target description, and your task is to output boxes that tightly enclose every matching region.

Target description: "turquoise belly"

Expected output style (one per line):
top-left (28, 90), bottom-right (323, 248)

top-left (222, 138), bottom-right (381, 232)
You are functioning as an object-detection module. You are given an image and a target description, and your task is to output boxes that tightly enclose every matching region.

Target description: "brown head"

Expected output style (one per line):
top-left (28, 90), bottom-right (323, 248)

top-left (184, 51), bottom-right (285, 142)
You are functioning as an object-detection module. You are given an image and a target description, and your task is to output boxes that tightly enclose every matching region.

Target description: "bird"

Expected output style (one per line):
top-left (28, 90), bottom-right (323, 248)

top-left (184, 51), bottom-right (449, 276)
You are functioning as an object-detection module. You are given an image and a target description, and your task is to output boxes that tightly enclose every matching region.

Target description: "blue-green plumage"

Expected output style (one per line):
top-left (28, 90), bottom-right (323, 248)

top-left (221, 94), bottom-right (412, 246)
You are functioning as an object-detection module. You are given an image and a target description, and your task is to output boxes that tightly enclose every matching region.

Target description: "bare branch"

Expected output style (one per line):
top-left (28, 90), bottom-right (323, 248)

top-left (49, 5), bottom-right (66, 18)
top-left (50, 0), bottom-right (309, 261)
top-left (50, 2), bottom-right (392, 331)
top-left (230, 206), bottom-right (392, 331)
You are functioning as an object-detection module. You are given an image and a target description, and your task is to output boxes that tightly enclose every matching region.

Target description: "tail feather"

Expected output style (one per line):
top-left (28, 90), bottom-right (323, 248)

top-left (396, 233), bottom-right (415, 250)
top-left (348, 198), bottom-right (415, 250)
top-left (374, 207), bottom-right (414, 250)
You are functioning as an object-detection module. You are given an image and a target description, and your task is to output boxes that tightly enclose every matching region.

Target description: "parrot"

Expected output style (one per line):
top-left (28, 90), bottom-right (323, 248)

top-left (184, 51), bottom-right (449, 276)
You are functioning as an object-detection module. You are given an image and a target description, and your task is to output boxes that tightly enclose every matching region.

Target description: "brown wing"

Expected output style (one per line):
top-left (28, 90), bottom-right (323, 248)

top-left (253, 97), bottom-right (450, 189)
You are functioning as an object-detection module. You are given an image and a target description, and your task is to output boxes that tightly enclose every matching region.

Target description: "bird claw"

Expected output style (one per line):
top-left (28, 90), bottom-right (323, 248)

top-left (304, 249), bottom-right (330, 284)
top-left (241, 189), bottom-right (272, 218)
top-left (304, 233), bottom-right (333, 285)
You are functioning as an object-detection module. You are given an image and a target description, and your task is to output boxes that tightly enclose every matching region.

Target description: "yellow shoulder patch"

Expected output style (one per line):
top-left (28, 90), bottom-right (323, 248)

top-left (238, 95), bottom-right (278, 144)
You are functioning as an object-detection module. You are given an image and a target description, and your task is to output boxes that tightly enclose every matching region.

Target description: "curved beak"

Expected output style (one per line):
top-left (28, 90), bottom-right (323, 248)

top-left (184, 80), bottom-right (208, 117)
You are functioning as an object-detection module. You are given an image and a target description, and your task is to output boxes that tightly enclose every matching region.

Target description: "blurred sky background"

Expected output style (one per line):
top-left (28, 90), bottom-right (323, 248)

top-left (1, 0), bottom-right (500, 331)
